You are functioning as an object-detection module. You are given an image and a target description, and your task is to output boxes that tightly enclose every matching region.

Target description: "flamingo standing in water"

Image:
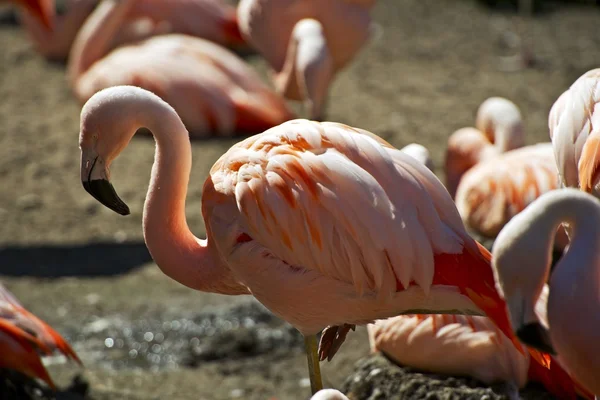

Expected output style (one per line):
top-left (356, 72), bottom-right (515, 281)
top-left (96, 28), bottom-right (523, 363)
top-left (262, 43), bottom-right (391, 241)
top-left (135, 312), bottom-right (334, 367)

top-left (236, 0), bottom-right (375, 120)
top-left (445, 97), bottom-right (525, 197)
top-left (0, 283), bottom-right (81, 389)
top-left (492, 188), bottom-right (600, 397)
top-left (4, 0), bottom-right (53, 30)
top-left (77, 85), bottom-right (588, 398)
top-left (67, 0), bottom-right (293, 138)
top-left (454, 142), bottom-right (569, 249)
top-left (18, 0), bottom-right (245, 62)
top-left (548, 68), bottom-right (600, 197)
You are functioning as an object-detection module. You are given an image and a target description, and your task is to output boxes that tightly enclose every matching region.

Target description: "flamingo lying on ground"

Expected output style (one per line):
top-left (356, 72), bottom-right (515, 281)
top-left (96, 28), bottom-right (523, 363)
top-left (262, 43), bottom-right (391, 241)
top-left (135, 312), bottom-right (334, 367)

top-left (445, 97), bottom-right (525, 197)
top-left (367, 287), bottom-right (548, 392)
top-left (236, 0), bottom-right (375, 120)
top-left (548, 68), bottom-right (600, 197)
top-left (78, 85), bottom-right (588, 398)
top-left (18, 0), bottom-right (245, 62)
top-left (399, 143), bottom-right (434, 172)
top-left (454, 142), bottom-right (569, 249)
top-left (492, 188), bottom-right (600, 397)
top-left (67, 0), bottom-right (292, 137)
top-left (4, 0), bottom-right (53, 30)
top-left (0, 283), bottom-right (81, 389)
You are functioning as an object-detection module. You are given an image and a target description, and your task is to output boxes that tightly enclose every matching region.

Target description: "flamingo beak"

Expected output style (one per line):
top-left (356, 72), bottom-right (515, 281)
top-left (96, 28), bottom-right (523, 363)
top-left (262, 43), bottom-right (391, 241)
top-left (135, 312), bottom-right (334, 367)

top-left (516, 322), bottom-right (556, 355)
top-left (82, 155), bottom-right (130, 216)
top-left (15, 0), bottom-right (54, 31)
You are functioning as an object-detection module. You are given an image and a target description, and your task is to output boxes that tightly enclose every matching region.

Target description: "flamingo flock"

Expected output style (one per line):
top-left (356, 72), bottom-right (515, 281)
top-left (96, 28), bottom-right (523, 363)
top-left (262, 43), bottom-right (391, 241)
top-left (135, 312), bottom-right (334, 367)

top-left (2, 0), bottom-right (600, 399)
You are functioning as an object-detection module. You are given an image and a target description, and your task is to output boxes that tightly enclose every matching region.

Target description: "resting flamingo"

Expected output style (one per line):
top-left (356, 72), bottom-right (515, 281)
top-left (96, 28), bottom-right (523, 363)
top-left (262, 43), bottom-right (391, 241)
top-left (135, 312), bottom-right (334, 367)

top-left (4, 0), bottom-right (53, 30)
top-left (492, 188), bottom-right (600, 397)
top-left (18, 0), bottom-right (245, 62)
top-left (548, 68), bottom-right (600, 197)
top-left (454, 142), bottom-right (569, 250)
top-left (367, 285), bottom-right (550, 392)
top-left (399, 143), bottom-right (434, 172)
top-left (78, 85), bottom-right (588, 398)
top-left (0, 283), bottom-right (81, 389)
top-left (445, 97), bottom-right (525, 197)
top-left (236, 0), bottom-right (375, 120)
top-left (67, 0), bottom-right (293, 138)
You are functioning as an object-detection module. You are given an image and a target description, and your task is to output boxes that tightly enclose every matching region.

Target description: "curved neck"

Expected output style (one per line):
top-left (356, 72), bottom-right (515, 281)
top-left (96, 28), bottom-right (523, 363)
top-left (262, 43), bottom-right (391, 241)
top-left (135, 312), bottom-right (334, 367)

top-left (67, 0), bottom-right (132, 87)
top-left (526, 193), bottom-right (600, 293)
top-left (130, 98), bottom-right (247, 295)
top-left (492, 125), bottom-right (524, 153)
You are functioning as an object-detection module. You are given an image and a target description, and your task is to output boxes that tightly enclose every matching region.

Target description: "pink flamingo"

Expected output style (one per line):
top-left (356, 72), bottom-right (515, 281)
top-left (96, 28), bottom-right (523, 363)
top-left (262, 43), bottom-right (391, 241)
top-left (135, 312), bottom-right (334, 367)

top-left (445, 97), bottom-right (525, 198)
top-left (18, 0), bottom-right (245, 62)
top-left (454, 142), bottom-right (569, 250)
top-left (67, 0), bottom-right (293, 138)
top-left (548, 68), bottom-right (600, 197)
top-left (492, 188), bottom-right (600, 397)
top-left (367, 286), bottom-right (550, 392)
top-left (400, 143), bottom-right (434, 172)
top-left (0, 283), bottom-right (81, 389)
top-left (310, 389), bottom-right (349, 400)
top-left (77, 85), bottom-right (588, 398)
top-left (236, 0), bottom-right (375, 120)
top-left (4, 0), bottom-right (53, 31)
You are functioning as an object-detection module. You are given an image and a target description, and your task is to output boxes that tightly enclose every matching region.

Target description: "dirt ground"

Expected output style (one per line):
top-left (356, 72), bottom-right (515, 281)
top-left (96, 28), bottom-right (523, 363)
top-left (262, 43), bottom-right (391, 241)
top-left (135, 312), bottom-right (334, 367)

top-left (0, 0), bottom-right (599, 399)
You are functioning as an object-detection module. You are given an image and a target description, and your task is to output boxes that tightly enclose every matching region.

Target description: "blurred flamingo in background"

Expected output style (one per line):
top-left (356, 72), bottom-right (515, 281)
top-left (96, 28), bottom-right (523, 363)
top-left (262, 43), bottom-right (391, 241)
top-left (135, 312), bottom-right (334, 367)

top-left (0, 283), bottom-right (81, 389)
top-left (236, 0), bottom-right (376, 120)
top-left (454, 142), bottom-right (569, 249)
top-left (77, 85), bottom-right (589, 398)
top-left (548, 68), bottom-right (600, 198)
top-left (4, 0), bottom-right (53, 31)
top-left (18, 0), bottom-right (245, 62)
top-left (492, 188), bottom-right (600, 397)
top-left (445, 97), bottom-right (525, 197)
top-left (400, 143), bottom-right (434, 172)
top-left (67, 0), bottom-right (293, 137)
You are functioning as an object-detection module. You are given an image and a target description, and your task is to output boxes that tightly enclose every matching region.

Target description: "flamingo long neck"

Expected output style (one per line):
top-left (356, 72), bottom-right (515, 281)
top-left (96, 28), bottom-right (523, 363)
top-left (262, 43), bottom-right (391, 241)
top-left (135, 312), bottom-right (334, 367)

top-left (137, 98), bottom-right (247, 295)
top-left (67, 0), bottom-right (133, 88)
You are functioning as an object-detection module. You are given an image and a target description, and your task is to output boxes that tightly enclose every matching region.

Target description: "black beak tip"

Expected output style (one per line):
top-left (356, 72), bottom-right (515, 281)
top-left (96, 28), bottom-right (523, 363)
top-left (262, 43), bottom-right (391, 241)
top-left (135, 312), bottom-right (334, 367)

top-left (516, 322), bottom-right (557, 355)
top-left (82, 179), bottom-right (130, 216)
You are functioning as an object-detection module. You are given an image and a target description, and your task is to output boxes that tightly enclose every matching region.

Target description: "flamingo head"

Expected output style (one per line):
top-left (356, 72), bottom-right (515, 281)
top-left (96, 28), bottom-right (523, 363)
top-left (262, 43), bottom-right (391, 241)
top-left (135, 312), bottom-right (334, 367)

top-left (310, 389), bottom-right (349, 400)
top-left (12, 0), bottom-right (54, 31)
top-left (475, 97), bottom-right (525, 152)
top-left (444, 127), bottom-right (489, 198)
top-left (78, 87), bottom-right (163, 217)
top-left (491, 191), bottom-right (562, 355)
top-left (400, 143), bottom-right (435, 172)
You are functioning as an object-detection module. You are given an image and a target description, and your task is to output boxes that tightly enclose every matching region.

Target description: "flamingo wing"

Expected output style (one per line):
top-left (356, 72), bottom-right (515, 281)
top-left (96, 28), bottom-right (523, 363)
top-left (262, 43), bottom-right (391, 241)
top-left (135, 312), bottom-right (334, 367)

top-left (209, 119), bottom-right (467, 299)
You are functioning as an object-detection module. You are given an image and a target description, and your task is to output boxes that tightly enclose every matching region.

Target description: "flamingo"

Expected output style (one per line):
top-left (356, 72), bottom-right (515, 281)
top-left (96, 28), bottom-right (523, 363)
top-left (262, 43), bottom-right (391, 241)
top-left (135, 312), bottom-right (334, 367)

top-left (454, 142), bottom-right (569, 250)
top-left (18, 0), bottom-right (245, 62)
top-left (548, 68), bottom-right (600, 197)
top-left (310, 389), bottom-right (349, 400)
top-left (4, 0), bottom-right (53, 31)
top-left (492, 188), bottom-right (600, 397)
top-left (77, 85), bottom-right (588, 398)
top-left (67, 0), bottom-right (293, 138)
top-left (445, 97), bottom-right (525, 197)
top-left (399, 143), bottom-right (434, 172)
top-left (0, 283), bottom-right (81, 389)
top-left (236, 0), bottom-right (375, 120)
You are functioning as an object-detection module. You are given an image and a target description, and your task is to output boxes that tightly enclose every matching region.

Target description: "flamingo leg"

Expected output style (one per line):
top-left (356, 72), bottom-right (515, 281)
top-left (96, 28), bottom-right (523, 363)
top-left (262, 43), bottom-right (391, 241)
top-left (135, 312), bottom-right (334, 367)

top-left (304, 335), bottom-right (323, 395)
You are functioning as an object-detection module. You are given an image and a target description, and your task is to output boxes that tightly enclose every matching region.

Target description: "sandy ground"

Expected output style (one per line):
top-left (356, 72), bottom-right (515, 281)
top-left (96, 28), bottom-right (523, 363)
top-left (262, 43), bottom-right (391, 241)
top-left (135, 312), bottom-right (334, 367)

top-left (0, 0), bottom-right (599, 399)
